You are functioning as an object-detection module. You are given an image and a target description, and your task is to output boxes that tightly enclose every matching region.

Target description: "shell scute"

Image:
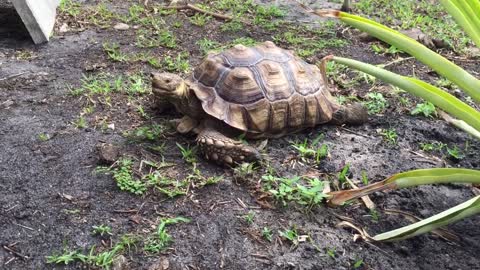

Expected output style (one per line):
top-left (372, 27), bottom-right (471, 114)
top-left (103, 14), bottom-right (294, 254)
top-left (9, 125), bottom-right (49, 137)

top-left (256, 60), bottom-right (293, 101)
top-left (216, 67), bottom-right (264, 104)
top-left (269, 100), bottom-right (289, 132)
top-left (243, 99), bottom-right (271, 132)
top-left (286, 94), bottom-right (306, 129)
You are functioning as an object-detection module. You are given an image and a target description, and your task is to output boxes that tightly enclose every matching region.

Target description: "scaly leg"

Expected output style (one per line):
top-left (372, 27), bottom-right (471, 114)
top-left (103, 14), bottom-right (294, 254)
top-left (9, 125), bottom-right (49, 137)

top-left (196, 128), bottom-right (260, 166)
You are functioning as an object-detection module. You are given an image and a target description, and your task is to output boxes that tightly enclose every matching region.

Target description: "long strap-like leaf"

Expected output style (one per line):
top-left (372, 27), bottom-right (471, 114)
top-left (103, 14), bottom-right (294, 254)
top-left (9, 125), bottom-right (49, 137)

top-left (331, 56), bottom-right (480, 134)
top-left (440, 0), bottom-right (480, 48)
top-left (373, 195), bottom-right (480, 241)
top-left (315, 10), bottom-right (480, 104)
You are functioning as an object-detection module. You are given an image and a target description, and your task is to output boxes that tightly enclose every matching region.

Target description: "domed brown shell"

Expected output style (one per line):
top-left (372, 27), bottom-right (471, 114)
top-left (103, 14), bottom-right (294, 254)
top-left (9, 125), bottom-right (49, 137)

top-left (188, 41), bottom-right (339, 135)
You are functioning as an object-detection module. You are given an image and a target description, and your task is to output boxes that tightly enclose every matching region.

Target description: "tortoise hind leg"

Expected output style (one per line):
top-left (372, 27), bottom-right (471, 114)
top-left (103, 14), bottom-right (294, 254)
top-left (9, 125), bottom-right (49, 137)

top-left (196, 128), bottom-right (260, 166)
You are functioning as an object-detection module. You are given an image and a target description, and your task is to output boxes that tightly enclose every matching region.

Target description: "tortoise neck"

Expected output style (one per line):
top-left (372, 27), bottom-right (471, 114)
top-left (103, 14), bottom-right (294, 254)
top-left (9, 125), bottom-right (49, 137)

top-left (172, 85), bottom-right (205, 121)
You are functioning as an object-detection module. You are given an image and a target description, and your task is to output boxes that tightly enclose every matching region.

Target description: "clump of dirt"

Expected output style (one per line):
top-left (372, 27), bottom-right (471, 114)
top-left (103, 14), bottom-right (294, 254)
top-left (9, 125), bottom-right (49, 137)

top-left (0, 1), bottom-right (478, 269)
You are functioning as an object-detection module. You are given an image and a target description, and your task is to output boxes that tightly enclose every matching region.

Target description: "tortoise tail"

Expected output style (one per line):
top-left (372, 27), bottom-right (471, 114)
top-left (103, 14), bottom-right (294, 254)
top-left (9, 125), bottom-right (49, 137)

top-left (331, 103), bottom-right (368, 125)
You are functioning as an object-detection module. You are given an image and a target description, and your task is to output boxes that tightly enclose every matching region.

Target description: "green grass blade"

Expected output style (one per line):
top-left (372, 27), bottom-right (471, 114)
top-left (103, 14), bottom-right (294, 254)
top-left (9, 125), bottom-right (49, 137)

top-left (315, 10), bottom-right (480, 103)
top-left (439, 0), bottom-right (480, 48)
top-left (373, 195), bottom-right (480, 241)
top-left (329, 56), bottom-right (480, 134)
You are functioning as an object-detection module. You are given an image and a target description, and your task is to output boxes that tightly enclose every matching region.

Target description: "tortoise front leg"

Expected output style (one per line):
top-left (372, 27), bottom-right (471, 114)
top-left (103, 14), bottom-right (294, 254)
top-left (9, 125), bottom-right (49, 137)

top-left (196, 128), bottom-right (260, 166)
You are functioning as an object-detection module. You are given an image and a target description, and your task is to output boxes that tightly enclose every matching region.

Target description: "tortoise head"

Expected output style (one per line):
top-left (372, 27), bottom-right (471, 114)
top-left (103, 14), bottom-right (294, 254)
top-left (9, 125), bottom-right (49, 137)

top-left (151, 72), bottom-right (187, 99)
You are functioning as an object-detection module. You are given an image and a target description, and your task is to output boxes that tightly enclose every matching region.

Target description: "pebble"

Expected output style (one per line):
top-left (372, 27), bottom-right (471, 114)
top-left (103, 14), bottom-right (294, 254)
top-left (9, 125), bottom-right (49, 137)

top-left (114, 23), bottom-right (130, 30)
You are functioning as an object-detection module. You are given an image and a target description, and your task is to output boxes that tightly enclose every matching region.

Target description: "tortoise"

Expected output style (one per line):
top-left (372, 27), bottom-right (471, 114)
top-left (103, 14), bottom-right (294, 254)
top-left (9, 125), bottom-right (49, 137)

top-left (151, 41), bottom-right (367, 165)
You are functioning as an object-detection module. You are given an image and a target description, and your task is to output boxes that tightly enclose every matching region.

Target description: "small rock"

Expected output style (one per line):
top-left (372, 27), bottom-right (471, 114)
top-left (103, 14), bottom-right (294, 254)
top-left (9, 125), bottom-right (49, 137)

top-left (114, 23), bottom-right (130, 30)
top-left (432, 38), bottom-right (449, 49)
top-left (357, 32), bottom-right (377, 42)
top-left (1, 100), bottom-right (14, 109)
top-left (400, 28), bottom-right (435, 48)
top-left (96, 143), bottom-right (121, 164)
top-left (467, 46), bottom-right (480, 58)
top-left (59, 23), bottom-right (70, 33)
top-left (112, 255), bottom-right (128, 270)
top-left (148, 257), bottom-right (170, 270)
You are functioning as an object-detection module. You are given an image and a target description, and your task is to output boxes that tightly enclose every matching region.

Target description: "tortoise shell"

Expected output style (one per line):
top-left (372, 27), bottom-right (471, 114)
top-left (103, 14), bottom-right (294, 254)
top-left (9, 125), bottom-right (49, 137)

top-left (188, 41), bottom-right (339, 135)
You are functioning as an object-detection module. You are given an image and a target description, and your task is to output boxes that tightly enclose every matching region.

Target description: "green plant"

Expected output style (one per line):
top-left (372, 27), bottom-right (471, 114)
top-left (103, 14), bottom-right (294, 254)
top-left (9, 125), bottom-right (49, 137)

top-left (279, 227), bottom-right (298, 245)
top-left (380, 128), bottom-right (398, 145)
top-left (353, 259), bottom-right (364, 269)
top-left (38, 133), bottom-right (50, 141)
top-left (143, 171), bottom-right (188, 198)
top-left (176, 143), bottom-right (197, 165)
top-left (47, 234), bottom-right (137, 268)
top-left (291, 134), bottom-right (328, 164)
top-left (317, 15), bottom-right (480, 138)
top-left (338, 163), bottom-right (350, 185)
top-left (361, 170), bottom-right (369, 185)
top-left (326, 248), bottom-right (336, 258)
top-left (369, 209), bottom-right (380, 222)
top-left (46, 250), bottom-right (86, 265)
top-left (74, 116), bottom-right (87, 129)
top-left (136, 29), bottom-right (177, 49)
top-left (411, 102), bottom-right (437, 118)
top-left (355, 0), bottom-right (472, 51)
top-left (261, 227), bottom-right (273, 242)
top-left (144, 217), bottom-right (190, 253)
top-left (197, 38), bottom-right (221, 55)
top-left (162, 53), bottom-right (190, 73)
top-left (228, 37), bottom-right (258, 48)
top-left (59, 0), bottom-right (81, 17)
top-left (125, 125), bottom-right (166, 141)
top-left (233, 162), bottom-right (256, 180)
top-left (371, 44), bottom-right (402, 55)
top-left (70, 73), bottom-right (148, 98)
top-left (92, 225), bottom-right (112, 236)
top-left (420, 141), bottom-right (445, 152)
top-left (243, 211), bottom-right (255, 225)
top-left (103, 43), bottom-right (129, 62)
top-left (127, 4), bottom-right (145, 22)
top-left (446, 145), bottom-right (465, 160)
top-left (221, 20), bottom-right (244, 32)
top-left (137, 105), bottom-right (149, 119)
top-left (363, 92), bottom-right (388, 114)
top-left (189, 13), bottom-right (211, 26)
top-left (112, 158), bottom-right (146, 195)
top-left (253, 5), bottom-right (285, 30)
top-left (87, 3), bottom-right (115, 28)
top-left (310, 0), bottom-right (480, 241)
top-left (262, 175), bottom-right (328, 208)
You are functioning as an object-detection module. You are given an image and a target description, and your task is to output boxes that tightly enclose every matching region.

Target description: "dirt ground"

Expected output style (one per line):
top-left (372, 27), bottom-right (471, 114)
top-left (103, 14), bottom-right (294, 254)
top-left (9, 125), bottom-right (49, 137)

top-left (0, 0), bottom-right (479, 269)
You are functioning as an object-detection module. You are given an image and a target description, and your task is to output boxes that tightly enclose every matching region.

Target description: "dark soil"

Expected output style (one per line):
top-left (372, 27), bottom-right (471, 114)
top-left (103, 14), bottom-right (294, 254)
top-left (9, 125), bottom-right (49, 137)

top-left (1, 1), bottom-right (479, 270)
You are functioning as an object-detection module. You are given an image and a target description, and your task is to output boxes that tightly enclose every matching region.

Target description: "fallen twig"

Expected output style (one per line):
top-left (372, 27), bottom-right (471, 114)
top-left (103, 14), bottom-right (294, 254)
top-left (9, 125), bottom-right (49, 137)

top-left (13, 223), bottom-right (34, 231)
top-left (161, 3), bottom-right (233, 21)
top-left (113, 209), bottom-right (138, 213)
top-left (345, 176), bottom-right (376, 210)
top-left (339, 127), bottom-right (374, 139)
top-left (409, 150), bottom-right (444, 166)
top-left (3, 245), bottom-right (28, 260)
top-left (0, 72), bottom-right (27, 81)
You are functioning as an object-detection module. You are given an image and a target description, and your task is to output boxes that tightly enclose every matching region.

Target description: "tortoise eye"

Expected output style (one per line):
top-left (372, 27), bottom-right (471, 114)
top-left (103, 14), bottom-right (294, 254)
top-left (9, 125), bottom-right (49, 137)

top-left (165, 79), bottom-right (171, 83)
